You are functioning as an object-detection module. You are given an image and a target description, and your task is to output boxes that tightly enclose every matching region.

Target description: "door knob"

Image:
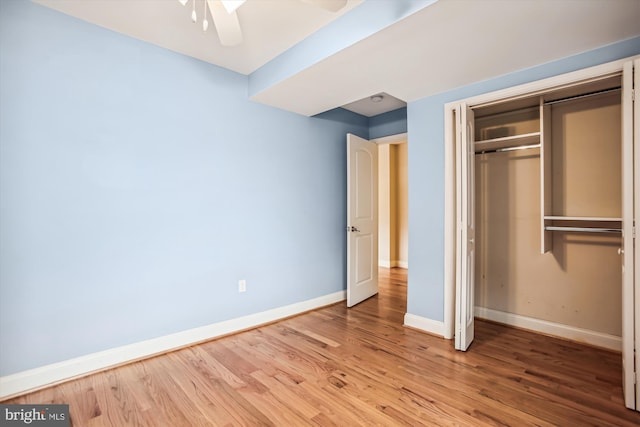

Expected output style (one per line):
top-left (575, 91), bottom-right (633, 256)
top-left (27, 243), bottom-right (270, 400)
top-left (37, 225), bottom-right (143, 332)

top-left (349, 226), bottom-right (360, 232)
top-left (618, 248), bottom-right (624, 255)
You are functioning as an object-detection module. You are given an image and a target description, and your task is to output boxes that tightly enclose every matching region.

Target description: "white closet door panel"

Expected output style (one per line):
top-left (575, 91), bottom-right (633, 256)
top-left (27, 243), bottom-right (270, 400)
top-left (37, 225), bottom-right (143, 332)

top-left (621, 59), bottom-right (636, 411)
top-left (634, 57), bottom-right (640, 411)
top-left (455, 104), bottom-right (475, 351)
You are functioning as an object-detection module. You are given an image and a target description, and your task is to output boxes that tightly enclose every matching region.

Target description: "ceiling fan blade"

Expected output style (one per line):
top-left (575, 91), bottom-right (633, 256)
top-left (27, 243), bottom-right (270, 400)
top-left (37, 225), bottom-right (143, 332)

top-left (300, 0), bottom-right (348, 12)
top-left (220, 0), bottom-right (246, 14)
top-left (207, 0), bottom-right (243, 47)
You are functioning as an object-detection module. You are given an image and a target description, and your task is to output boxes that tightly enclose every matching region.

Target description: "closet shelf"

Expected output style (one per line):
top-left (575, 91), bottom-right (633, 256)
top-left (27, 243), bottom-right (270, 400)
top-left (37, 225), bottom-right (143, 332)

top-left (544, 216), bottom-right (622, 222)
top-left (544, 226), bottom-right (621, 234)
top-left (544, 216), bottom-right (622, 235)
top-left (475, 132), bottom-right (540, 153)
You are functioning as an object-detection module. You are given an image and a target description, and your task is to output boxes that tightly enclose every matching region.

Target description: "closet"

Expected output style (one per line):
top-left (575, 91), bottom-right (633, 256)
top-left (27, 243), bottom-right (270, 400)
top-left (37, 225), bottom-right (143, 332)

top-left (474, 76), bottom-right (622, 343)
top-left (448, 56), bottom-right (639, 411)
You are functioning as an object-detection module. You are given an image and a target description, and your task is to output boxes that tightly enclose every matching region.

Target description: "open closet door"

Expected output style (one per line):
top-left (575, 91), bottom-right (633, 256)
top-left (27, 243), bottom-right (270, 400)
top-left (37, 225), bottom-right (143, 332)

top-left (635, 57), bottom-right (640, 412)
top-left (622, 59), bottom-right (638, 410)
top-left (346, 133), bottom-right (378, 307)
top-left (455, 104), bottom-right (475, 351)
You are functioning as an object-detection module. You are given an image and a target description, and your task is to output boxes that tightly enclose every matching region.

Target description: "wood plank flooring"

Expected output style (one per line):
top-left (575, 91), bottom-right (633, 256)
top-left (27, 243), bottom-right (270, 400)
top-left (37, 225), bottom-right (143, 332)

top-left (4, 268), bottom-right (640, 426)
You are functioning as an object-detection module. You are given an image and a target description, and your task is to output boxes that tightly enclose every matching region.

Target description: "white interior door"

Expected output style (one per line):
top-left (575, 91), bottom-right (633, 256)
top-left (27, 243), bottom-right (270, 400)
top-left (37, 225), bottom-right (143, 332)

top-left (455, 104), bottom-right (476, 351)
top-left (347, 133), bottom-right (378, 307)
top-left (622, 59), bottom-right (639, 410)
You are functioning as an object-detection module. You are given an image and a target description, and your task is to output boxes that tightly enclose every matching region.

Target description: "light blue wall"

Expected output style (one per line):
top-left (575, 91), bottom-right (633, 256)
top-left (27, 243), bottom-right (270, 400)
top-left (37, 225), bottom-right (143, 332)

top-left (406, 36), bottom-right (640, 321)
top-left (369, 107), bottom-right (407, 140)
top-left (0, 0), bottom-right (368, 376)
top-left (2, 0), bottom-right (638, 378)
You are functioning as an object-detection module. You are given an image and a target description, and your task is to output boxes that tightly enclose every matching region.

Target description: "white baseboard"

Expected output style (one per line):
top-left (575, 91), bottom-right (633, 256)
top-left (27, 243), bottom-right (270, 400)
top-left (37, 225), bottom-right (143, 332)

top-left (378, 260), bottom-right (408, 269)
top-left (404, 313), bottom-right (445, 337)
top-left (0, 291), bottom-right (346, 400)
top-left (475, 306), bottom-right (622, 351)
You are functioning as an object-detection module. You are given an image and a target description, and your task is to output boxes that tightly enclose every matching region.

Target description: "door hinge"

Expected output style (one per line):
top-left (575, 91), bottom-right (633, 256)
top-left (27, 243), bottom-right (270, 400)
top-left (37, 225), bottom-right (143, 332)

top-left (633, 226), bottom-right (636, 239)
top-left (632, 89), bottom-right (635, 102)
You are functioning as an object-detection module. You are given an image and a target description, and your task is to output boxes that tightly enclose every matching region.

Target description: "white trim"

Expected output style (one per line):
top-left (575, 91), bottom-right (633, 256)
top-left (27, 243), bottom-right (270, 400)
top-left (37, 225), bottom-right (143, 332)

top-left (371, 132), bottom-right (407, 145)
top-left (0, 291), bottom-right (346, 400)
top-left (379, 260), bottom-right (409, 269)
top-left (444, 56), bottom-right (637, 112)
top-left (475, 306), bottom-right (622, 352)
top-left (404, 313), bottom-right (445, 337)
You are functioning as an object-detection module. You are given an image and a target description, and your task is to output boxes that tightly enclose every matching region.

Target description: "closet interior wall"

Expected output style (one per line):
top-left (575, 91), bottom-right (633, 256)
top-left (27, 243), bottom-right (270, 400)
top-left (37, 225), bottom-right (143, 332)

top-left (474, 80), bottom-right (623, 339)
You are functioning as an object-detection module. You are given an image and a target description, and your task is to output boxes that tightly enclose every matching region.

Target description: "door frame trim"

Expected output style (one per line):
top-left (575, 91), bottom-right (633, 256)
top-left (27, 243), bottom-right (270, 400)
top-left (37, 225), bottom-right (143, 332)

top-left (371, 132), bottom-right (408, 145)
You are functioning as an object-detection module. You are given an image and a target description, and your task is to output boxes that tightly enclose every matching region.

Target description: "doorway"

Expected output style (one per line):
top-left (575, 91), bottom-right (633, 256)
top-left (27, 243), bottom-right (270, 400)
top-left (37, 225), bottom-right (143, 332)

top-left (377, 138), bottom-right (408, 270)
top-left (346, 132), bottom-right (408, 312)
top-left (375, 134), bottom-right (409, 318)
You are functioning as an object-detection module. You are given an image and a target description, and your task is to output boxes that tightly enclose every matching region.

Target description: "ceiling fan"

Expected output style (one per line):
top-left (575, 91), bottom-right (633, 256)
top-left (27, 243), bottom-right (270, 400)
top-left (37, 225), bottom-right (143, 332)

top-left (178, 0), bottom-right (348, 47)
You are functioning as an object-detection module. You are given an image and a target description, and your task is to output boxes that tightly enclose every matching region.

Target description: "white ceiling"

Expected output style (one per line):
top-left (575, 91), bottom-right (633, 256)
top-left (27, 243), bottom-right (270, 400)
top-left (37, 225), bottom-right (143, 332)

top-left (32, 0), bottom-right (365, 75)
top-left (252, 0), bottom-right (640, 116)
top-left (341, 92), bottom-right (406, 117)
top-left (32, 0), bottom-right (640, 117)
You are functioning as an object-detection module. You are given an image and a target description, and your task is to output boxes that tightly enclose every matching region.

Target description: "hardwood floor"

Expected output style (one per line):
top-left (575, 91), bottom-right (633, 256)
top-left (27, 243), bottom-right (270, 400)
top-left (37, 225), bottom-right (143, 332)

top-left (4, 268), bottom-right (640, 426)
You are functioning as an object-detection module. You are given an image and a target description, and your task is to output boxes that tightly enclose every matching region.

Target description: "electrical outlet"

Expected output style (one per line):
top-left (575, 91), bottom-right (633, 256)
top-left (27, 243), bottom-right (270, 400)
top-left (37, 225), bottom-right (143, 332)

top-left (238, 279), bottom-right (246, 293)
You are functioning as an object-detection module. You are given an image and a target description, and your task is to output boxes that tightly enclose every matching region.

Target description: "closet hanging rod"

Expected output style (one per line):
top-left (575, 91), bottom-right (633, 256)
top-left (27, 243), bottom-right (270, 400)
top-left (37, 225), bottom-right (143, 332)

top-left (543, 87), bottom-right (621, 106)
top-left (544, 226), bottom-right (621, 234)
top-left (475, 143), bottom-right (540, 155)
